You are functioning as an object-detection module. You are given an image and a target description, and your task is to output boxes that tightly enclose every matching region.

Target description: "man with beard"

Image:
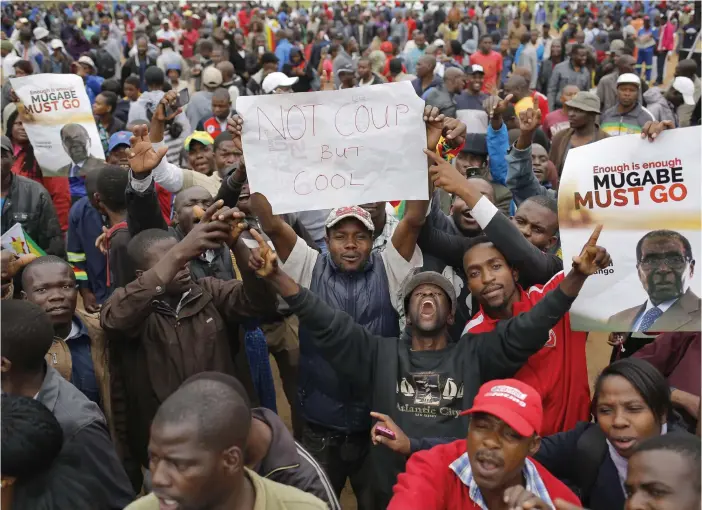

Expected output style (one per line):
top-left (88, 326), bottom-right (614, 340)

top-left (249, 199), bottom-right (610, 508)
top-left (608, 230), bottom-right (700, 332)
top-left (388, 380), bottom-right (581, 509)
top-left (57, 123), bottom-right (105, 202)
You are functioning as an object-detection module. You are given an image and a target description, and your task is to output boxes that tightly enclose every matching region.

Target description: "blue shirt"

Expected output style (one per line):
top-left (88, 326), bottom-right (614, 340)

top-left (275, 39), bottom-right (293, 71)
top-left (67, 197), bottom-right (109, 303)
top-left (66, 314), bottom-right (100, 405)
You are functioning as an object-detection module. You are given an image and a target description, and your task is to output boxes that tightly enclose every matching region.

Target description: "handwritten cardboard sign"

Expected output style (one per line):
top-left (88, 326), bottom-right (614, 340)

top-left (236, 82), bottom-right (428, 214)
top-left (559, 127), bottom-right (701, 332)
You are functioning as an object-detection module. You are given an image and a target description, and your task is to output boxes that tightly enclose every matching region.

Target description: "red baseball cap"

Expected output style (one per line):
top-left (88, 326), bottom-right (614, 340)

top-left (460, 379), bottom-right (543, 437)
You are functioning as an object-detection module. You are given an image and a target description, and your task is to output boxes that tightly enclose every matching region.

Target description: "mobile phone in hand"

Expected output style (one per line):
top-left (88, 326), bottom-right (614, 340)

top-left (375, 426), bottom-right (396, 440)
top-left (165, 88), bottom-right (190, 117)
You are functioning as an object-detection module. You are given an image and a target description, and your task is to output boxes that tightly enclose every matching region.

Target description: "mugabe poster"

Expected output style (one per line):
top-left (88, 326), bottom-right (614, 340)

top-left (9, 74), bottom-right (104, 176)
top-left (559, 127), bottom-right (701, 332)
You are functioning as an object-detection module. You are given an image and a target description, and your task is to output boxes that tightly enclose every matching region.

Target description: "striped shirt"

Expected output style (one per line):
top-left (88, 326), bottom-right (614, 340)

top-left (449, 453), bottom-right (554, 510)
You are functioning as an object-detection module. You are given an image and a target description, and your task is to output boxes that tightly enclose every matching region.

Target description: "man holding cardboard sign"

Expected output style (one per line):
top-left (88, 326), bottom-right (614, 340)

top-left (237, 104), bottom-right (466, 506)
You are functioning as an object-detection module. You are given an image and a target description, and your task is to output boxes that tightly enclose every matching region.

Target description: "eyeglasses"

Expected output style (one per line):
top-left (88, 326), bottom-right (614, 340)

top-left (638, 254), bottom-right (689, 270)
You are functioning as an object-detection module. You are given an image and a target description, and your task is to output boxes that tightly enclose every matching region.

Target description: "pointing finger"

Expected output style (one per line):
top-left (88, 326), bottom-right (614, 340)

top-left (587, 224), bottom-right (603, 246)
top-left (249, 228), bottom-right (267, 250)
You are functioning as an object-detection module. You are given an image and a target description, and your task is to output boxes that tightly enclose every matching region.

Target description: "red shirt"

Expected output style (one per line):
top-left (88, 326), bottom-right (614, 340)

top-left (389, 440), bottom-right (581, 510)
top-left (405, 18), bottom-right (417, 35)
top-left (12, 147), bottom-right (71, 232)
top-left (238, 10), bottom-right (251, 35)
top-left (464, 272), bottom-right (591, 436)
top-left (180, 29), bottom-right (199, 59)
top-left (530, 90), bottom-right (550, 123)
top-left (470, 50), bottom-right (503, 94)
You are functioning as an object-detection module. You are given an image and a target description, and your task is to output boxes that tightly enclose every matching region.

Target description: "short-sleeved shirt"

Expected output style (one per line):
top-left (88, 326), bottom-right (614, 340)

top-left (470, 51), bottom-right (503, 94)
top-left (281, 235), bottom-right (422, 313)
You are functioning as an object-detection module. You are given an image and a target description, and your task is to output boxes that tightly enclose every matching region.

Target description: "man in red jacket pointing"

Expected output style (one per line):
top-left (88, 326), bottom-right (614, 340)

top-left (388, 379), bottom-right (581, 510)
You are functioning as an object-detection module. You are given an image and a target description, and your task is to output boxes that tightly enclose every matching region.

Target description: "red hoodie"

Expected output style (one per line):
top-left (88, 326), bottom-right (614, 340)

top-left (389, 440), bottom-right (581, 510)
top-left (463, 272), bottom-right (591, 436)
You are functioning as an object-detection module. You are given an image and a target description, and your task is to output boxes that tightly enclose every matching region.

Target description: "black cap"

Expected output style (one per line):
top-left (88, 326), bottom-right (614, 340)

top-left (461, 133), bottom-right (488, 156)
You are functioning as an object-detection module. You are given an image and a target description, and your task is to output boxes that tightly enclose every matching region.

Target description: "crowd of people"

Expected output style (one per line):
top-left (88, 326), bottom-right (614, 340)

top-left (0, 1), bottom-right (701, 510)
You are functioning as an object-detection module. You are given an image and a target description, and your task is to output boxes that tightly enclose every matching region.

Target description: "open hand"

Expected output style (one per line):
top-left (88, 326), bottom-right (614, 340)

top-left (128, 124), bottom-right (169, 175)
top-left (424, 105), bottom-right (445, 150)
top-left (641, 120), bottom-right (674, 142)
top-left (370, 411), bottom-right (411, 456)
top-left (503, 486), bottom-right (551, 510)
top-left (518, 108), bottom-right (542, 134)
top-left (248, 228), bottom-right (278, 277)
top-left (425, 148), bottom-right (467, 195)
top-left (483, 93), bottom-right (514, 120)
top-left (572, 225), bottom-right (611, 276)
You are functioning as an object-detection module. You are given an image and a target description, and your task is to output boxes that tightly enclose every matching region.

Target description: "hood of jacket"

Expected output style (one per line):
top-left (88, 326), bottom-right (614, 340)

top-left (643, 87), bottom-right (667, 107)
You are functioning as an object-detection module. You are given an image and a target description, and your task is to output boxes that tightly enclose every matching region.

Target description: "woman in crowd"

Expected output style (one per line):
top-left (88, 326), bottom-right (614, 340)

top-left (3, 104), bottom-right (71, 232)
top-left (534, 357), bottom-right (690, 510)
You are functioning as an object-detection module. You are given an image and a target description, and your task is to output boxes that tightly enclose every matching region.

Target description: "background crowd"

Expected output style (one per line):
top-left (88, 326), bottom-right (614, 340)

top-left (0, 1), bottom-right (701, 510)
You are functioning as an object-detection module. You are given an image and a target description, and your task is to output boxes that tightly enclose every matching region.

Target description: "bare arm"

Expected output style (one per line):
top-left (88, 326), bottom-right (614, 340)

top-left (249, 193), bottom-right (299, 263)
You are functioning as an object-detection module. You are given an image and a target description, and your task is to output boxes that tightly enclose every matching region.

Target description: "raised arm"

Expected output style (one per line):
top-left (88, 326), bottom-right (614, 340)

top-left (475, 226), bottom-right (610, 382)
top-left (428, 146), bottom-right (561, 284)
top-left (249, 192), bottom-right (300, 263)
top-left (250, 231), bottom-right (379, 392)
top-left (507, 107), bottom-right (556, 204)
top-left (482, 94), bottom-right (514, 186)
top-left (101, 203), bottom-right (235, 335)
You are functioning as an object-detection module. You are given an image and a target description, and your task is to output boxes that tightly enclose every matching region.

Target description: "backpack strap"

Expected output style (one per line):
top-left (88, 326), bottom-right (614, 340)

top-left (575, 425), bottom-right (609, 505)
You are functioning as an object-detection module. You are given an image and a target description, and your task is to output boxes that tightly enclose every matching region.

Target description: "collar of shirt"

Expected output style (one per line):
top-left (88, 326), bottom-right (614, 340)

top-left (607, 423), bottom-right (668, 492)
top-left (64, 314), bottom-right (89, 341)
top-left (632, 297), bottom-right (678, 330)
top-left (449, 452), bottom-right (554, 510)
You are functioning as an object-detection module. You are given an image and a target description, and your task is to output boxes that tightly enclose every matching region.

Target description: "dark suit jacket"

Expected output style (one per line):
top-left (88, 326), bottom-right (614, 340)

top-left (57, 155), bottom-right (105, 178)
top-left (608, 288), bottom-right (701, 332)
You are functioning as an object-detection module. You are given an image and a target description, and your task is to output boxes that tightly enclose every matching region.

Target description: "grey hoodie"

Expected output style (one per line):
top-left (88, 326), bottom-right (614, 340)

top-left (643, 88), bottom-right (677, 124)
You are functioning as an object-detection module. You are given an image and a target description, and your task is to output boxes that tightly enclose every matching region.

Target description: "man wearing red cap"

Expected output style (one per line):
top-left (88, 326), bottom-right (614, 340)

top-left (388, 379), bottom-right (581, 510)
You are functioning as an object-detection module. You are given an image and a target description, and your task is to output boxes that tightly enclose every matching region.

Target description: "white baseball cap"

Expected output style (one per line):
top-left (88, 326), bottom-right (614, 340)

top-left (160, 18), bottom-right (170, 25)
top-left (202, 66), bottom-right (223, 88)
top-left (617, 73), bottom-right (641, 87)
top-left (78, 55), bottom-right (96, 69)
top-left (49, 39), bottom-right (64, 50)
top-left (262, 72), bottom-right (298, 93)
top-left (33, 27), bottom-right (50, 40)
top-left (672, 76), bottom-right (696, 105)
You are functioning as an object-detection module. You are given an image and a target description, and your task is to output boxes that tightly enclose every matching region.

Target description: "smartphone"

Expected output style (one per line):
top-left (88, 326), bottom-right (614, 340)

top-left (165, 88), bottom-right (190, 117)
top-left (258, 46), bottom-right (265, 55)
top-left (375, 426), bottom-right (396, 440)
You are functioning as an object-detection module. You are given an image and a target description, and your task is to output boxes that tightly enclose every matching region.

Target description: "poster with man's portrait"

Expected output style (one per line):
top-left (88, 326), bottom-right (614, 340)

top-left (10, 74), bottom-right (105, 177)
top-left (559, 127), bottom-right (701, 332)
